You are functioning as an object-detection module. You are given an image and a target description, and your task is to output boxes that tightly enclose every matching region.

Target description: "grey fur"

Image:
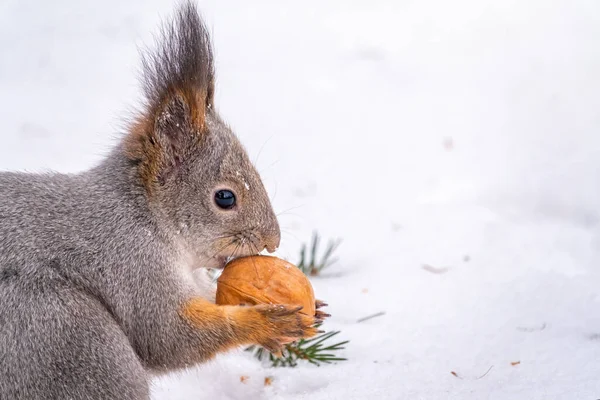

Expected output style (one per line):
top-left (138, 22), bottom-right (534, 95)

top-left (0, 3), bottom-right (284, 399)
top-left (141, 1), bottom-right (215, 110)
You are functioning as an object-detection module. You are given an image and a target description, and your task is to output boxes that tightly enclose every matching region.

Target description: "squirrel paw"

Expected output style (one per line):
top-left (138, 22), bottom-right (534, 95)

top-left (251, 304), bottom-right (319, 354)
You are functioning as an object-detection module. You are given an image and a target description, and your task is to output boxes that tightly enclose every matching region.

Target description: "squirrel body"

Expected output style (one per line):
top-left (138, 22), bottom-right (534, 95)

top-left (0, 3), bottom-right (317, 399)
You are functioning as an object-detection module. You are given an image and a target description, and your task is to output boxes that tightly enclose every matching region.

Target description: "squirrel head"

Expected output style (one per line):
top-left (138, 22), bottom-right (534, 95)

top-left (123, 3), bottom-right (280, 268)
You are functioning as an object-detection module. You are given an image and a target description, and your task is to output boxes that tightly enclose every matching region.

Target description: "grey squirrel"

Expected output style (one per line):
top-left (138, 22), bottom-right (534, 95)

top-left (0, 3), bottom-right (322, 399)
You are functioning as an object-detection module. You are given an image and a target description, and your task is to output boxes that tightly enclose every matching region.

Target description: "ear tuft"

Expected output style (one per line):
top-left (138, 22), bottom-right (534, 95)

top-left (141, 1), bottom-right (214, 121)
top-left (124, 2), bottom-right (215, 193)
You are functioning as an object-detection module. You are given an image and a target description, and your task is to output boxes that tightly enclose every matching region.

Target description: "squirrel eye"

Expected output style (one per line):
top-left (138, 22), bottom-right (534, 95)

top-left (214, 190), bottom-right (236, 210)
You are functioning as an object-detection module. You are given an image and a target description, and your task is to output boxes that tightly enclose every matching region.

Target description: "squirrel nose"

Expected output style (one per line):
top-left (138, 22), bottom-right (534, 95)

top-left (264, 232), bottom-right (280, 253)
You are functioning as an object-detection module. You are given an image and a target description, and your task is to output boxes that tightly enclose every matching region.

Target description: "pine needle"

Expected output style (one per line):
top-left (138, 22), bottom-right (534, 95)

top-left (297, 232), bottom-right (341, 276)
top-left (248, 329), bottom-right (349, 367)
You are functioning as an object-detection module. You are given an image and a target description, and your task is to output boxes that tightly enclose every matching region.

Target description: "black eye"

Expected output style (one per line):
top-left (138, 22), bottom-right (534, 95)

top-left (214, 190), bottom-right (236, 210)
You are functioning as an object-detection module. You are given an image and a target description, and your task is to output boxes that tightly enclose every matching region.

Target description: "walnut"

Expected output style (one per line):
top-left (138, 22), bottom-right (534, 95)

top-left (216, 255), bottom-right (316, 317)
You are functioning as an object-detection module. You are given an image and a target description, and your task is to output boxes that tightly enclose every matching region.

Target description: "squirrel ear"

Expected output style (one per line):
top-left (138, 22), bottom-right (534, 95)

top-left (123, 2), bottom-right (214, 193)
top-left (125, 90), bottom-right (207, 191)
top-left (153, 90), bottom-right (204, 168)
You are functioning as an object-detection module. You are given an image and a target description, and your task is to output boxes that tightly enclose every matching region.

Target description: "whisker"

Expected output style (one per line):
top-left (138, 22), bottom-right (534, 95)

top-left (276, 204), bottom-right (305, 217)
top-left (208, 238), bottom-right (238, 261)
top-left (246, 231), bottom-right (263, 253)
top-left (207, 233), bottom-right (237, 243)
top-left (276, 212), bottom-right (304, 220)
top-left (266, 159), bottom-right (279, 170)
top-left (270, 181), bottom-right (278, 203)
top-left (229, 240), bottom-right (243, 262)
top-left (247, 241), bottom-right (261, 277)
top-left (253, 135), bottom-right (273, 167)
top-left (280, 229), bottom-right (302, 244)
top-left (193, 233), bottom-right (237, 249)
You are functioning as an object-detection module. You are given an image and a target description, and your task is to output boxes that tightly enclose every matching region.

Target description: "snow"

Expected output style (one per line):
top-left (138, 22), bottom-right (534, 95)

top-left (2, 0), bottom-right (600, 399)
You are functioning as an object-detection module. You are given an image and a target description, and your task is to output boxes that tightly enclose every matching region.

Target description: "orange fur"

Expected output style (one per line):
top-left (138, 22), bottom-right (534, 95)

top-left (123, 116), bottom-right (163, 194)
top-left (123, 88), bottom-right (208, 195)
top-left (180, 298), bottom-right (319, 358)
top-left (177, 87), bottom-right (207, 130)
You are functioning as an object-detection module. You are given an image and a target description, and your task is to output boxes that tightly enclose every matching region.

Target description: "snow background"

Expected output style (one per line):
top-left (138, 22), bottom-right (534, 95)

top-left (2, 0), bottom-right (600, 398)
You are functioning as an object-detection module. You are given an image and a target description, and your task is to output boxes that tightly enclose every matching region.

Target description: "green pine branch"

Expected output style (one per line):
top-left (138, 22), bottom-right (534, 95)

top-left (247, 329), bottom-right (349, 367)
top-left (297, 232), bottom-right (342, 276)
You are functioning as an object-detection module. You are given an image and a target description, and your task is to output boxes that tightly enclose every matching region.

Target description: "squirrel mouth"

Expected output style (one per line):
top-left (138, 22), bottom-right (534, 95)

top-left (203, 244), bottom-right (262, 270)
top-left (204, 255), bottom-right (236, 270)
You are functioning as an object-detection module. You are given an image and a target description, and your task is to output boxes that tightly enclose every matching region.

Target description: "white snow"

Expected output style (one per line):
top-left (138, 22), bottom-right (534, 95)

top-left (2, 0), bottom-right (600, 399)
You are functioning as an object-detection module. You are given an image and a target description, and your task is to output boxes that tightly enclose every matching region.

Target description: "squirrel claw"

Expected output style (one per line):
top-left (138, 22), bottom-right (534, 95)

top-left (315, 300), bottom-right (328, 309)
top-left (271, 348), bottom-right (284, 358)
top-left (261, 339), bottom-right (284, 357)
top-left (314, 310), bottom-right (331, 324)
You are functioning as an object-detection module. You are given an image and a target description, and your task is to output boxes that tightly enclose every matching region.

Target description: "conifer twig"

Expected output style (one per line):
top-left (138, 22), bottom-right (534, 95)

top-left (247, 330), bottom-right (349, 367)
top-left (297, 232), bottom-right (341, 276)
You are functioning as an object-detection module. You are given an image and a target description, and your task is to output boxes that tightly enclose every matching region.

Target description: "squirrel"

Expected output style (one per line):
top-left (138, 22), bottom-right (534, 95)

top-left (0, 3), bottom-right (323, 399)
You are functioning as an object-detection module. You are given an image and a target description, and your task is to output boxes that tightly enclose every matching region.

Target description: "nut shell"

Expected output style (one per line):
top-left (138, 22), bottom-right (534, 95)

top-left (216, 255), bottom-right (316, 316)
